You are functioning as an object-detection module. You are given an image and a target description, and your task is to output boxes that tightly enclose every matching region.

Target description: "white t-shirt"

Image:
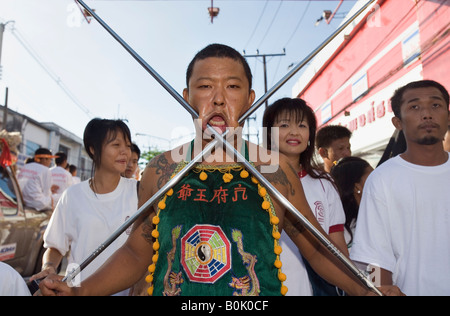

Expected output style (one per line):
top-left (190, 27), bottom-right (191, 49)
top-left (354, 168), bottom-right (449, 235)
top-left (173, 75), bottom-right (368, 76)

top-left (50, 166), bottom-right (74, 205)
top-left (72, 176), bottom-right (81, 185)
top-left (44, 177), bottom-right (138, 293)
top-left (0, 262), bottom-right (31, 296)
top-left (351, 155), bottom-right (450, 296)
top-left (280, 172), bottom-right (345, 296)
top-left (17, 162), bottom-right (53, 211)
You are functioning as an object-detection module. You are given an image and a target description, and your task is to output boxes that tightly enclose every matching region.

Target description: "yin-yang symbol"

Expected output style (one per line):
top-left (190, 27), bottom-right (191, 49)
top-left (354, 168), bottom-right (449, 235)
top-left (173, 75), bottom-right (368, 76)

top-left (197, 243), bottom-right (212, 263)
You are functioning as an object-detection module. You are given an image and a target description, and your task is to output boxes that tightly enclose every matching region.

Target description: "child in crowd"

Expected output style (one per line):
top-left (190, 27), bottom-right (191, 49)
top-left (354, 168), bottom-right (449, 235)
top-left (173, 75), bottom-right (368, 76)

top-left (330, 157), bottom-right (373, 249)
top-left (316, 125), bottom-right (352, 173)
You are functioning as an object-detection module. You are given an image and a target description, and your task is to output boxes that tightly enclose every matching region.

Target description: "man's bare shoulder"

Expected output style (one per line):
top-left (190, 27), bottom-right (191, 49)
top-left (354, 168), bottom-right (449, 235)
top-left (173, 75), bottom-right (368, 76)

top-left (246, 142), bottom-right (296, 193)
top-left (144, 143), bottom-right (189, 190)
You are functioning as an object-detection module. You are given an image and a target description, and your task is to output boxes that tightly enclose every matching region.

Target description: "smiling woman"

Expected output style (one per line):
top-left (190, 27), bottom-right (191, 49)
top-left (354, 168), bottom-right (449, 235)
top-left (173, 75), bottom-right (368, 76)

top-left (83, 118), bottom-right (132, 183)
top-left (30, 118), bottom-right (139, 296)
top-left (263, 97), bottom-right (348, 296)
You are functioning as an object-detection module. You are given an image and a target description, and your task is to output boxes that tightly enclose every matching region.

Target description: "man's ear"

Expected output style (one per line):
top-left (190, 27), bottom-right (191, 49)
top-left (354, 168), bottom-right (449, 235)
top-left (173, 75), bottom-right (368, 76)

top-left (183, 88), bottom-right (189, 104)
top-left (248, 89), bottom-right (256, 110)
top-left (318, 147), bottom-right (328, 160)
top-left (392, 116), bottom-right (403, 131)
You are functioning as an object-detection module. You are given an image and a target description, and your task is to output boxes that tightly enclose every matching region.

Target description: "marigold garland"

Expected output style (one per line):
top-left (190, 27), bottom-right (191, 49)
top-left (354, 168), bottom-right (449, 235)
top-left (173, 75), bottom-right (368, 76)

top-left (257, 181), bottom-right (287, 296)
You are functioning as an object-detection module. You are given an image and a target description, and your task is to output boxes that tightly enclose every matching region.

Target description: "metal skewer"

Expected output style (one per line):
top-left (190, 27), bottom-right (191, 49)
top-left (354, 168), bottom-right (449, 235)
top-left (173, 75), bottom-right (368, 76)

top-left (63, 0), bottom-right (381, 296)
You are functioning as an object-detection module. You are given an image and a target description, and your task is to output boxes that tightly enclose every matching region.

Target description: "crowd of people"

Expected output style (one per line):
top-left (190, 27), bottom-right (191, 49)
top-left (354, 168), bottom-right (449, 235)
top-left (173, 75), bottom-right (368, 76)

top-left (16, 141), bottom-right (141, 214)
top-left (0, 43), bottom-right (448, 297)
top-left (1, 124), bottom-right (142, 296)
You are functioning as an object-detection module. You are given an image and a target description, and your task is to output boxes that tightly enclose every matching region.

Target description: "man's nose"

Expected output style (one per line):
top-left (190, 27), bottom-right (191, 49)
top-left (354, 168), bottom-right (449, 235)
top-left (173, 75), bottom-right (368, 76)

top-left (213, 87), bottom-right (225, 106)
top-left (421, 106), bottom-right (433, 120)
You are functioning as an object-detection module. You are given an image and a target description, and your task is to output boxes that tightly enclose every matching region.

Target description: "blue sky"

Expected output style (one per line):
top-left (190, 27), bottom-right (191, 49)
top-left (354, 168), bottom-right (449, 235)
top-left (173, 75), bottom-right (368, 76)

top-left (0, 0), bottom-right (358, 151)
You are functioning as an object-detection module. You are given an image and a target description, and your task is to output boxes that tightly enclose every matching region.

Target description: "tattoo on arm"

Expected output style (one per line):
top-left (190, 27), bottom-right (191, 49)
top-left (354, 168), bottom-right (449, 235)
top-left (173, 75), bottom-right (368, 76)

top-left (147, 154), bottom-right (178, 189)
top-left (283, 217), bottom-right (305, 238)
top-left (141, 216), bottom-right (154, 245)
top-left (256, 165), bottom-right (295, 196)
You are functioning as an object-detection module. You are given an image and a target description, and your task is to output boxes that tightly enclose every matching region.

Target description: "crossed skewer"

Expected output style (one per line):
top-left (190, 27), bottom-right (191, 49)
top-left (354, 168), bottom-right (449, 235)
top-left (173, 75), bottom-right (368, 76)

top-left (64, 0), bottom-right (382, 296)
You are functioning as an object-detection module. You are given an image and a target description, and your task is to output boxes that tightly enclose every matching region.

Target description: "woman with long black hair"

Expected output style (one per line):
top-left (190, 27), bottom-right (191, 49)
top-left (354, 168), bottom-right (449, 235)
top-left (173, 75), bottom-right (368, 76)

top-left (263, 98), bottom-right (348, 296)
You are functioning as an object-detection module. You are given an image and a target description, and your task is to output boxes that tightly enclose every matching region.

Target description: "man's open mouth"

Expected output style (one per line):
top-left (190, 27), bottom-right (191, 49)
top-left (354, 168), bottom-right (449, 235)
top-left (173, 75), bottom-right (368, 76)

top-left (205, 115), bottom-right (227, 134)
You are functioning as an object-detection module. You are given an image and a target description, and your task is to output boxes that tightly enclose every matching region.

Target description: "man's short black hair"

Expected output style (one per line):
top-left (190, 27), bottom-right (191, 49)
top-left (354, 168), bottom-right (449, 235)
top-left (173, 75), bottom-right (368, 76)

top-left (131, 143), bottom-right (141, 159)
top-left (34, 148), bottom-right (52, 157)
top-left (55, 152), bottom-right (68, 166)
top-left (186, 43), bottom-right (253, 91)
top-left (316, 125), bottom-right (352, 149)
top-left (391, 80), bottom-right (449, 119)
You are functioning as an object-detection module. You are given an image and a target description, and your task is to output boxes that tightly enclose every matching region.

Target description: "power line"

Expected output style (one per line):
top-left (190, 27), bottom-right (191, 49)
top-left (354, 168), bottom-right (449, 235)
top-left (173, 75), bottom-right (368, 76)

top-left (244, 0), bottom-right (269, 50)
top-left (283, 0), bottom-right (311, 48)
top-left (5, 23), bottom-right (93, 118)
top-left (265, 0), bottom-right (311, 86)
top-left (270, 55), bottom-right (283, 87)
top-left (244, 50), bottom-right (286, 108)
top-left (257, 0), bottom-right (283, 48)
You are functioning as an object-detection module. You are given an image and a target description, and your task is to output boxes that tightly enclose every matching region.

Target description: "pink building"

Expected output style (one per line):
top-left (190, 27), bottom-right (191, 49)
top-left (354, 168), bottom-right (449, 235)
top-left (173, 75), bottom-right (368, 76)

top-left (293, 0), bottom-right (449, 162)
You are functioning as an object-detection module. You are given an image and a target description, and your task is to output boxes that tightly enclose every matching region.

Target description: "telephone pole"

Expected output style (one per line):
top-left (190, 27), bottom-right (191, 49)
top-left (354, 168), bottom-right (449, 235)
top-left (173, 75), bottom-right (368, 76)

top-left (0, 21), bottom-right (13, 130)
top-left (0, 23), bottom-right (5, 81)
top-left (243, 49), bottom-right (286, 144)
top-left (243, 49), bottom-right (286, 109)
top-left (0, 21), bottom-right (14, 81)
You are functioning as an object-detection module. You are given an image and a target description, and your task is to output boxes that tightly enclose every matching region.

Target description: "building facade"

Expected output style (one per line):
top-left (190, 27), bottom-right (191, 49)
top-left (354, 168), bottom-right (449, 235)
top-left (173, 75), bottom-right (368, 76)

top-left (0, 105), bottom-right (92, 180)
top-left (292, 0), bottom-right (449, 164)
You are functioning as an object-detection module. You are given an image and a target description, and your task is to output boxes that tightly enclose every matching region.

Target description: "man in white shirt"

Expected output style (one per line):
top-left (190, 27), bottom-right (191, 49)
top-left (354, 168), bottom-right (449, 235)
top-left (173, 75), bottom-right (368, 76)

top-left (69, 164), bottom-right (81, 184)
top-left (351, 80), bottom-right (450, 296)
top-left (50, 152), bottom-right (73, 205)
top-left (0, 262), bottom-right (31, 296)
top-left (17, 148), bottom-right (57, 211)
